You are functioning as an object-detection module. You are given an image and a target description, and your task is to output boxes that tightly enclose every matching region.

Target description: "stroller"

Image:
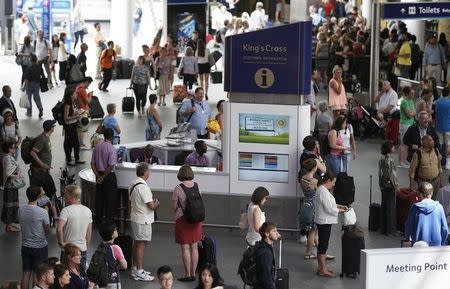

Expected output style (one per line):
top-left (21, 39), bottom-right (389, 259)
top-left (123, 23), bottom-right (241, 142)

top-left (49, 168), bottom-right (76, 226)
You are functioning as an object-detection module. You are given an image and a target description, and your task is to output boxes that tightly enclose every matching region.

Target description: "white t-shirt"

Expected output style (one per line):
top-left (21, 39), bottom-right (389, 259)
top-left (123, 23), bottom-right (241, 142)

top-left (226, 0), bottom-right (235, 9)
top-left (129, 177), bottom-right (155, 225)
top-left (339, 124), bottom-right (353, 154)
top-left (58, 41), bottom-right (68, 62)
top-left (250, 9), bottom-right (267, 30)
top-left (59, 204), bottom-right (93, 251)
top-left (379, 89), bottom-right (398, 114)
top-left (34, 39), bottom-right (50, 61)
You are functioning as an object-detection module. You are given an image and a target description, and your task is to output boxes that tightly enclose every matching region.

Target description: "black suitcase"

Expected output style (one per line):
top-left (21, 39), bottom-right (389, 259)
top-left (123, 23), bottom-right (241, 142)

top-left (368, 175), bottom-right (381, 231)
top-left (117, 59), bottom-right (134, 79)
top-left (196, 234), bottom-right (217, 273)
top-left (122, 88), bottom-right (135, 113)
top-left (89, 95), bottom-right (104, 119)
top-left (340, 226), bottom-right (365, 278)
top-left (275, 239), bottom-right (289, 289)
top-left (114, 234), bottom-right (132, 270)
top-left (334, 172), bottom-right (355, 206)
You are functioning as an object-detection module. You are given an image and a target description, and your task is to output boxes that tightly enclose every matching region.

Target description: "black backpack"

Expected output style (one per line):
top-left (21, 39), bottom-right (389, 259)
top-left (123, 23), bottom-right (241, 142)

top-left (176, 98), bottom-right (195, 124)
top-left (334, 172), bottom-right (355, 206)
top-left (87, 243), bottom-right (110, 287)
top-left (238, 242), bottom-right (260, 286)
top-left (178, 182), bottom-right (205, 223)
top-left (52, 101), bottom-right (65, 125)
top-left (21, 136), bottom-right (35, 164)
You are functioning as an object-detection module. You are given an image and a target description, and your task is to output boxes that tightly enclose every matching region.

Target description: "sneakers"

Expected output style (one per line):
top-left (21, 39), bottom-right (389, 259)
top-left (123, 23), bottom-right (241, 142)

top-left (131, 268), bottom-right (154, 281)
top-left (397, 163), bottom-right (410, 169)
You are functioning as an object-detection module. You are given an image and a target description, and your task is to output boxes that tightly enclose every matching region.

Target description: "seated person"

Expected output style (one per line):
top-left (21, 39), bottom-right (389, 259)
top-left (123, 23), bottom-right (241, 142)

top-left (130, 144), bottom-right (163, 164)
top-left (373, 80), bottom-right (398, 124)
top-left (185, 140), bottom-right (210, 167)
top-left (403, 111), bottom-right (439, 162)
top-left (404, 182), bottom-right (448, 246)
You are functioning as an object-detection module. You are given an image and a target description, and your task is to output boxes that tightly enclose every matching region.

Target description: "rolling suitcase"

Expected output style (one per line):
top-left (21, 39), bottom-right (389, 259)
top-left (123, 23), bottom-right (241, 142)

top-left (116, 58), bottom-right (134, 79)
top-left (368, 175), bottom-right (381, 232)
top-left (122, 88), bottom-right (135, 113)
top-left (196, 234), bottom-right (217, 273)
top-left (275, 239), bottom-right (289, 289)
top-left (334, 172), bottom-right (355, 206)
top-left (89, 95), bottom-right (105, 119)
top-left (396, 188), bottom-right (422, 232)
top-left (341, 225), bottom-right (365, 278)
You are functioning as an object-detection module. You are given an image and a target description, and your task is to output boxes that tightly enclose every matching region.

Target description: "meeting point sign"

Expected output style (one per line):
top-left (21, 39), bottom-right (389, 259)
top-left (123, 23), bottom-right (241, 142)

top-left (361, 247), bottom-right (450, 289)
top-left (224, 22), bottom-right (312, 95)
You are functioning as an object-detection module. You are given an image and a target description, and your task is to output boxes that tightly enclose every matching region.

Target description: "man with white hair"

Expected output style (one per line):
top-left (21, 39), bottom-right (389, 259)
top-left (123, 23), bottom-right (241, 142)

top-left (250, 2), bottom-right (267, 30)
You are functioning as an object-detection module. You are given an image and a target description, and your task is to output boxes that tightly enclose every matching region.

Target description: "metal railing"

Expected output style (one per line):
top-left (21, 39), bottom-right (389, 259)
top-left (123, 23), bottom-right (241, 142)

top-left (396, 77), bottom-right (446, 97)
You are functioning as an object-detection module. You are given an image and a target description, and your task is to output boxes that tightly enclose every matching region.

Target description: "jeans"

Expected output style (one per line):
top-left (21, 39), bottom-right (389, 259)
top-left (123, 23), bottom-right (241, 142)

top-left (326, 154), bottom-right (343, 175)
top-left (100, 68), bottom-right (113, 90)
top-left (342, 153), bottom-right (351, 173)
top-left (63, 123), bottom-right (80, 162)
top-left (132, 84), bottom-right (147, 111)
top-left (59, 61), bottom-right (67, 81)
top-left (95, 172), bottom-right (118, 226)
top-left (26, 82), bottom-right (43, 115)
top-left (73, 30), bottom-right (84, 49)
top-left (38, 58), bottom-right (52, 86)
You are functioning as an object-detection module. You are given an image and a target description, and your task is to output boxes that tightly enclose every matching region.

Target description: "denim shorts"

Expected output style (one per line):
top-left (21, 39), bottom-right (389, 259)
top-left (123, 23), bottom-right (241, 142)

top-left (22, 246), bottom-right (48, 272)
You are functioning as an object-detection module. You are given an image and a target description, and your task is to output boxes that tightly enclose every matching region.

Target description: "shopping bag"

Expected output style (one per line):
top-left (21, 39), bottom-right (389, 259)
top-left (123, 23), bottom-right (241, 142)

top-left (19, 91), bottom-right (30, 109)
top-left (343, 207), bottom-right (357, 226)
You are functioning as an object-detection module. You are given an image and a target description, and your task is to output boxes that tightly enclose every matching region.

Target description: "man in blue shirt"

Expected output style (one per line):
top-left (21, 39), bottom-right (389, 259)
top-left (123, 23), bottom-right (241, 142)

top-left (435, 87), bottom-right (450, 165)
top-left (423, 35), bottom-right (446, 80)
top-left (180, 87), bottom-right (211, 139)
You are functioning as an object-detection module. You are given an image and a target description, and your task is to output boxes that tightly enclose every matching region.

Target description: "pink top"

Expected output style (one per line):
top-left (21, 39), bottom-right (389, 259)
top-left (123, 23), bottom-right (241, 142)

top-left (328, 79), bottom-right (347, 108)
top-left (110, 244), bottom-right (125, 261)
top-left (329, 130), bottom-right (344, 155)
top-left (172, 180), bottom-right (196, 220)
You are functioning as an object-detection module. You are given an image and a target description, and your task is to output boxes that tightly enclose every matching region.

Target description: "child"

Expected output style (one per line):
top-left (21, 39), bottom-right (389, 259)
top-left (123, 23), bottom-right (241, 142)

top-left (37, 189), bottom-right (58, 226)
top-left (157, 266), bottom-right (174, 289)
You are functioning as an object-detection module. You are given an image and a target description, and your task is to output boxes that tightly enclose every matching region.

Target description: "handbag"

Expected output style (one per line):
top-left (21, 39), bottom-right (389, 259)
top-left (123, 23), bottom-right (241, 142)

top-left (19, 91), bottom-right (30, 109)
top-left (15, 54), bottom-right (31, 66)
top-left (238, 212), bottom-right (248, 229)
top-left (40, 73), bottom-right (49, 93)
top-left (11, 176), bottom-right (26, 189)
top-left (208, 53), bottom-right (216, 67)
top-left (95, 120), bottom-right (105, 134)
top-left (343, 207), bottom-right (357, 226)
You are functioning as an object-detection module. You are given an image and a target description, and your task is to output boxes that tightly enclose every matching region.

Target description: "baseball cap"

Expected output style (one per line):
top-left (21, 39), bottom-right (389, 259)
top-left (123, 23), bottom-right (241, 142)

top-left (43, 119), bottom-right (57, 130)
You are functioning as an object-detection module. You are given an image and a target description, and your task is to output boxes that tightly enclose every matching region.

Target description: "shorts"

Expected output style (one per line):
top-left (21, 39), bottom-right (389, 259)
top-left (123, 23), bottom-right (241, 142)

top-left (131, 221), bottom-right (152, 241)
top-left (437, 131), bottom-right (450, 146)
top-left (22, 246), bottom-right (48, 272)
top-left (399, 124), bottom-right (411, 144)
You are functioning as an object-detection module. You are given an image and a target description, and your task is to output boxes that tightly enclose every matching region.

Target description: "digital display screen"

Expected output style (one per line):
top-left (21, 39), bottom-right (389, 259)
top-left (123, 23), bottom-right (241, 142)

top-left (239, 113), bottom-right (289, 145)
top-left (238, 152), bottom-right (289, 183)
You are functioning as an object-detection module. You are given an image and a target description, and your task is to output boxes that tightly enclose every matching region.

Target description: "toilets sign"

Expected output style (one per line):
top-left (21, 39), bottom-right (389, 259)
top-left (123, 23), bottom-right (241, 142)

top-left (224, 21), bottom-right (312, 95)
top-left (361, 247), bottom-right (450, 289)
top-left (382, 2), bottom-right (450, 20)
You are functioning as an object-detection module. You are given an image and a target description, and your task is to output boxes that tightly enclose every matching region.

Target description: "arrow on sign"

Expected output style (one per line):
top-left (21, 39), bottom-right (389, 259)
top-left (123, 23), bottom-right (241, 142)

top-left (401, 8), bottom-right (406, 13)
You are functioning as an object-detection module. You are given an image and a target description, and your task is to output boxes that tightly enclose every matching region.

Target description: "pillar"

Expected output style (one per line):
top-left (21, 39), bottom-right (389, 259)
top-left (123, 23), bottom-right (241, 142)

top-left (110, 0), bottom-right (133, 58)
top-left (361, 0), bottom-right (371, 28)
top-left (289, 0), bottom-right (308, 22)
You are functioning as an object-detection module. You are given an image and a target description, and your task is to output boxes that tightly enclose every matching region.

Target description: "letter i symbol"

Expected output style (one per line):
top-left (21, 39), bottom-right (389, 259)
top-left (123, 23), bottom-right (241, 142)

top-left (261, 70), bottom-right (268, 87)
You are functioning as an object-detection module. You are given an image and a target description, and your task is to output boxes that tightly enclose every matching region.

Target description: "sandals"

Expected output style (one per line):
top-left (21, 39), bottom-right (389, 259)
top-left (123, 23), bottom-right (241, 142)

top-left (304, 254), bottom-right (317, 259)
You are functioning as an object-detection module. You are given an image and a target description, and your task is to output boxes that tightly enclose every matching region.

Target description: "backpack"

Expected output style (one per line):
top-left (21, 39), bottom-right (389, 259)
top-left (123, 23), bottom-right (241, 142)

top-left (178, 182), bottom-right (205, 223)
top-left (238, 242), bottom-right (260, 286)
top-left (176, 98), bottom-right (195, 124)
top-left (52, 101), bottom-right (65, 125)
top-left (21, 136), bottom-right (35, 164)
top-left (414, 148), bottom-right (440, 181)
top-left (87, 243), bottom-right (110, 287)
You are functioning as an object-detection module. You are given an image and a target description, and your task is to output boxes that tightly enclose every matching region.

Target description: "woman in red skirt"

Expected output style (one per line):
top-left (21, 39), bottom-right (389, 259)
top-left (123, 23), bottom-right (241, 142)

top-left (172, 165), bottom-right (203, 282)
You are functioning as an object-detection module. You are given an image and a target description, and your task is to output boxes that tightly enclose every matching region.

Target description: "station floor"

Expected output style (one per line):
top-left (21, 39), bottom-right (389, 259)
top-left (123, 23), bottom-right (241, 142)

top-left (0, 53), bottom-right (448, 289)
